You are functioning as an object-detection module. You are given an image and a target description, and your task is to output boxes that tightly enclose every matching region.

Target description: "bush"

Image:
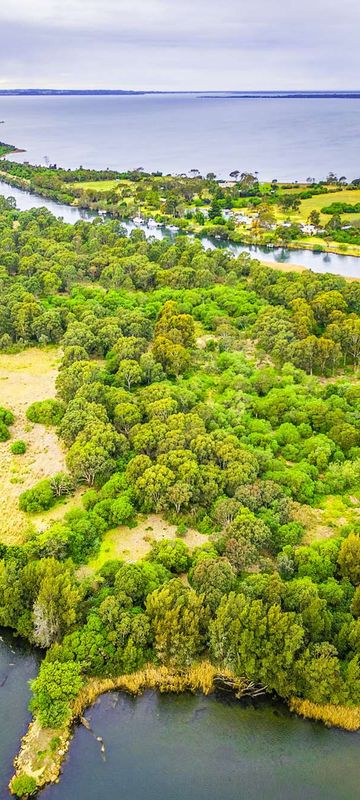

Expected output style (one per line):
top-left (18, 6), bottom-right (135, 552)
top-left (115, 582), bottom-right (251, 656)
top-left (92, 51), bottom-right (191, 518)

top-left (19, 479), bottom-right (55, 513)
top-left (26, 399), bottom-right (65, 426)
top-left (0, 405), bottom-right (14, 426)
top-left (176, 523), bottom-right (188, 538)
top-left (0, 421), bottom-right (10, 441)
top-left (11, 774), bottom-right (37, 798)
top-left (30, 660), bottom-right (83, 728)
top-left (10, 440), bottom-right (27, 455)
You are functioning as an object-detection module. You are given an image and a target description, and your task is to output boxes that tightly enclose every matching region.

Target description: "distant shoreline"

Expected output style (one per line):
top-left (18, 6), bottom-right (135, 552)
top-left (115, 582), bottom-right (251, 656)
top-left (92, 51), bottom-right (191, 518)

top-left (1, 89), bottom-right (360, 98)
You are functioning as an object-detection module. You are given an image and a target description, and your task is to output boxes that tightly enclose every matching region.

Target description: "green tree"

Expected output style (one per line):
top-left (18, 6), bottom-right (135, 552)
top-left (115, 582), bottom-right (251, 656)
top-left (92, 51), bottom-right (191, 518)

top-left (116, 359), bottom-right (143, 390)
top-left (338, 534), bottom-right (360, 585)
top-left (146, 579), bottom-right (207, 667)
top-left (148, 539), bottom-right (190, 573)
top-left (190, 557), bottom-right (236, 612)
top-left (210, 592), bottom-right (304, 696)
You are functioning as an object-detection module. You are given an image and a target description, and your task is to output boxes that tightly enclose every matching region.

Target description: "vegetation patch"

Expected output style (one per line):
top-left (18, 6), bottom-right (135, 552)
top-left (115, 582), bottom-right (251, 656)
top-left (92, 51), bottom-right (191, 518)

top-left (88, 514), bottom-right (207, 569)
top-left (290, 697), bottom-right (360, 731)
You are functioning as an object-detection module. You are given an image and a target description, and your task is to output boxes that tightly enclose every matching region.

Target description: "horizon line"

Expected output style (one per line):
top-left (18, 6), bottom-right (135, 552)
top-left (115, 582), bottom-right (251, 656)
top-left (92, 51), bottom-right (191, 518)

top-left (1, 88), bottom-right (360, 95)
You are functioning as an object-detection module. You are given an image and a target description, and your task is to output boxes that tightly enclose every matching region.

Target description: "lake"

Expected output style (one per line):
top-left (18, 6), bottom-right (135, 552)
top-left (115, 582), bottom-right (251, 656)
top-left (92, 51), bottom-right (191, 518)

top-left (1, 94), bottom-right (360, 182)
top-left (0, 632), bottom-right (40, 799)
top-left (40, 691), bottom-right (360, 800)
top-left (1, 178), bottom-right (360, 278)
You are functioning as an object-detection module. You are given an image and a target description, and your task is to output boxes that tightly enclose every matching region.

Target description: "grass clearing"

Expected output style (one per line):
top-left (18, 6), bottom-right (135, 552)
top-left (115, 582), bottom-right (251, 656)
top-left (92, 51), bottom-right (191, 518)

top-left (87, 513), bottom-right (208, 572)
top-left (296, 188), bottom-right (360, 223)
top-left (294, 491), bottom-right (360, 545)
top-left (69, 179), bottom-right (121, 193)
top-left (0, 347), bottom-right (81, 545)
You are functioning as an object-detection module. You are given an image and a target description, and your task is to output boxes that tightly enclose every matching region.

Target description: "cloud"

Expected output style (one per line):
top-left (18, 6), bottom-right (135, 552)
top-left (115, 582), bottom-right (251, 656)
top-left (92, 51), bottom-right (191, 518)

top-left (0, 0), bottom-right (359, 89)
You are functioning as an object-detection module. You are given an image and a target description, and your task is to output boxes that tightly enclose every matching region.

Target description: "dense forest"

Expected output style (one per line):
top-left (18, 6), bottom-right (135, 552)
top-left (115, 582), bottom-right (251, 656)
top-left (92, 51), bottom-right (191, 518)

top-left (1, 194), bottom-right (360, 777)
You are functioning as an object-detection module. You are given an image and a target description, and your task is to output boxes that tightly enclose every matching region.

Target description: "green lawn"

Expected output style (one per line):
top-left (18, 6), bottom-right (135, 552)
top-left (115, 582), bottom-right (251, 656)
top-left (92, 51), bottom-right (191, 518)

top-left (294, 189), bottom-right (360, 224)
top-left (68, 179), bottom-right (121, 192)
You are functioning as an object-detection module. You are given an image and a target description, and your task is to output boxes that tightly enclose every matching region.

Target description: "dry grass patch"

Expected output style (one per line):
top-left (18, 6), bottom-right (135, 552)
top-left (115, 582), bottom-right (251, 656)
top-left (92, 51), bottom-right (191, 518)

top-left (293, 492), bottom-right (360, 546)
top-left (0, 347), bottom-right (79, 545)
top-left (292, 502), bottom-right (334, 545)
top-left (88, 513), bottom-right (208, 570)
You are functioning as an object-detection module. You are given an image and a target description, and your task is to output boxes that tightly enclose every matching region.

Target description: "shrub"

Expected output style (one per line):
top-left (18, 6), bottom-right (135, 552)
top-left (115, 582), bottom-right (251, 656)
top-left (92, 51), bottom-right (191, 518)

top-left (11, 774), bottom-right (37, 798)
top-left (176, 523), bottom-right (188, 538)
top-left (30, 660), bottom-right (83, 728)
top-left (26, 399), bottom-right (65, 426)
top-left (50, 736), bottom-right (61, 752)
top-left (10, 440), bottom-right (27, 455)
top-left (0, 421), bottom-right (10, 441)
top-left (19, 479), bottom-right (55, 513)
top-left (0, 405), bottom-right (14, 426)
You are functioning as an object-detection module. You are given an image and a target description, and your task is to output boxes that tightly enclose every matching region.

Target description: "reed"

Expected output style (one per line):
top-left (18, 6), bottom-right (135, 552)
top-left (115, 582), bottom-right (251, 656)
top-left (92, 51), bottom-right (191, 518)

top-left (72, 661), bottom-right (226, 717)
top-left (290, 697), bottom-right (360, 731)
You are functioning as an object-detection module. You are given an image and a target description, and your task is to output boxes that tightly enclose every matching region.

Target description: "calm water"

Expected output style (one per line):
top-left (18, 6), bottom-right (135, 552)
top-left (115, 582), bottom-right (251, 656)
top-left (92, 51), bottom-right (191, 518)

top-left (1, 178), bottom-right (360, 277)
top-left (0, 632), bottom-right (40, 799)
top-left (42, 691), bottom-right (360, 800)
top-left (0, 94), bottom-right (360, 182)
top-left (1, 636), bottom-right (360, 799)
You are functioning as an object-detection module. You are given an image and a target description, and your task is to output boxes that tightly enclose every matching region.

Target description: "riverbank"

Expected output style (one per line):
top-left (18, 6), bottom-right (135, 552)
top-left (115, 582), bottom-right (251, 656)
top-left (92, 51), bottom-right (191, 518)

top-left (10, 662), bottom-right (246, 794)
top-left (2, 173), bottom-right (360, 278)
top-left (290, 698), bottom-right (360, 731)
top-left (1, 162), bottom-right (360, 262)
top-left (10, 660), bottom-right (360, 796)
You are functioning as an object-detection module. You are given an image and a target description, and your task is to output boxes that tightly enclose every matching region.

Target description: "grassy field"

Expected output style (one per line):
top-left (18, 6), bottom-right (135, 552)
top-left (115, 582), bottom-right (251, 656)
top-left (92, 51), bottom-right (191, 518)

top-left (293, 189), bottom-right (360, 224)
top-left (69, 179), bottom-right (135, 193)
top-left (69, 179), bottom-right (121, 193)
top-left (238, 187), bottom-right (360, 226)
top-left (0, 347), bottom-right (81, 545)
top-left (282, 235), bottom-right (360, 258)
top-left (86, 513), bottom-right (208, 572)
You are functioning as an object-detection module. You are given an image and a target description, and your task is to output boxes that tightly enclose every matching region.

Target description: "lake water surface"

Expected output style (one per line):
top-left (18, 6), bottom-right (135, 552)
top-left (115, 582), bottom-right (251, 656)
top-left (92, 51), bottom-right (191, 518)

top-left (0, 632), bottom-right (40, 799)
top-left (39, 690), bottom-right (360, 800)
top-left (1, 94), bottom-right (360, 182)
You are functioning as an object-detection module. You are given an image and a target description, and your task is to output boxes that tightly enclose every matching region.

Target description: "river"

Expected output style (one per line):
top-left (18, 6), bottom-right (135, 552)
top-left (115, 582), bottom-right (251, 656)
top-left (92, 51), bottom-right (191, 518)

top-left (1, 637), bottom-right (360, 800)
top-left (1, 179), bottom-right (360, 278)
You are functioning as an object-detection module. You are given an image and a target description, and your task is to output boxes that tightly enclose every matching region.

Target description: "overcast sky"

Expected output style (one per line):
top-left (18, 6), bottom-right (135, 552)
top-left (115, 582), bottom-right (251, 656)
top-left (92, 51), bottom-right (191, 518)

top-left (1, 0), bottom-right (359, 90)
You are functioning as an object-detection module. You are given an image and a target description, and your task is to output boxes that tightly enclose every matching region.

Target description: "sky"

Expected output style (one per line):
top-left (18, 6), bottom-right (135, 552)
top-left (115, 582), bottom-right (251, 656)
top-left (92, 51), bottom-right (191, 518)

top-left (1, 0), bottom-right (360, 91)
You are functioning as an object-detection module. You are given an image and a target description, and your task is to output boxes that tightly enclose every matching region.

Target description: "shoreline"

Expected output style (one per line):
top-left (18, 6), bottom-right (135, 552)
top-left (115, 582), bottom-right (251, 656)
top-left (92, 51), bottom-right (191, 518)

top-left (1, 168), bottom-right (360, 263)
top-left (9, 662), bottom-right (244, 794)
top-left (9, 662), bottom-right (360, 796)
